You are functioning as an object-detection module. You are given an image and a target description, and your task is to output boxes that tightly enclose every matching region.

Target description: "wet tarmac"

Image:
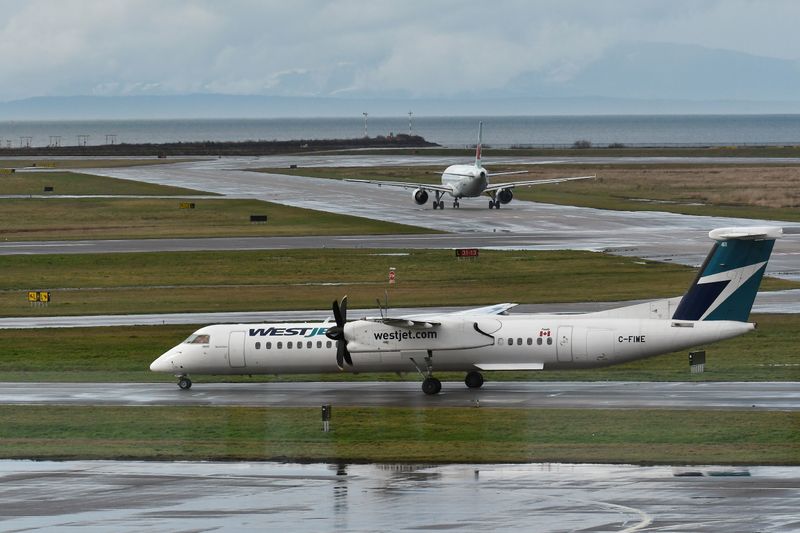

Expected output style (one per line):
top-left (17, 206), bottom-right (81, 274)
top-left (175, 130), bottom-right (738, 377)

top-left (1, 460), bottom-right (798, 532)
top-left (1, 381), bottom-right (797, 410)
top-left (76, 158), bottom-right (800, 281)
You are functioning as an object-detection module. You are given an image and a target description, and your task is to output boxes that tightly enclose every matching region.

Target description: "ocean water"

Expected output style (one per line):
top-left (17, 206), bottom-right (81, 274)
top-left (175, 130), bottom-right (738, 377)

top-left (1, 115), bottom-right (799, 149)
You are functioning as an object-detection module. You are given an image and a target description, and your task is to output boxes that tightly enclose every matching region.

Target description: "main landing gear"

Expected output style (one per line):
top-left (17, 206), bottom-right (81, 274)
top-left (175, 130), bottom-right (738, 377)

top-left (177, 375), bottom-right (192, 390)
top-left (409, 351), bottom-right (442, 395)
top-left (432, 191), bottom-right (445, 210)
top-left (465, 371), bottom-right (484, 389)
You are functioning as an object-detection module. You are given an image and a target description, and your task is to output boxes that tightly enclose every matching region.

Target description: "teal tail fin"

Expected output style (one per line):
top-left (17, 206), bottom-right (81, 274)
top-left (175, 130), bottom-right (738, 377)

top-left (672, 227), bottom-right (782, 322)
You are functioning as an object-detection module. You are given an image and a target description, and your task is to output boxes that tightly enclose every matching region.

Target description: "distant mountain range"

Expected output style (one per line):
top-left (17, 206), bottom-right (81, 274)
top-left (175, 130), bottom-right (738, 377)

top-left (2, 42), bottom-right (799, 119)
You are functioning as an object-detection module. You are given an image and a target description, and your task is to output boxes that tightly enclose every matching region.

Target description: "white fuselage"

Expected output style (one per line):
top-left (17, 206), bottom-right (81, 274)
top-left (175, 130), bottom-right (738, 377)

top-left (441, 164), bottom-right (488, 198)
top-left (151, 316), bottom-right (753, 376)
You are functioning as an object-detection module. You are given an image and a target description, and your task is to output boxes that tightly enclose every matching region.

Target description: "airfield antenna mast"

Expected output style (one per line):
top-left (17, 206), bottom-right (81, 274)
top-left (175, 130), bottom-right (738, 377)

top-left (362, 112), bottom-right (368, 138)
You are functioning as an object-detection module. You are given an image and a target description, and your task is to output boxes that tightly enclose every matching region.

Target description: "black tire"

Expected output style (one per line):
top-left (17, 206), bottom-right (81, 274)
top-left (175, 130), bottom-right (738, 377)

top-left (488, 200), bottom-right (494, 209)
top-left (178, 377), bottom-right (192, 390)
top-left (422, 377), bottom-right (442, 395)
top-left (465, 371), bottom-right (484, 389)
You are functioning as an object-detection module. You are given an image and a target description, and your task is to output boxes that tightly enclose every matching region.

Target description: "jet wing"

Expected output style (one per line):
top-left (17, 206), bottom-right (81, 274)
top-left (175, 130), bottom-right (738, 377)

top-left (484, 174), bottom-right (595, 192)
top-left (345, 178), bottom-right (453, 193)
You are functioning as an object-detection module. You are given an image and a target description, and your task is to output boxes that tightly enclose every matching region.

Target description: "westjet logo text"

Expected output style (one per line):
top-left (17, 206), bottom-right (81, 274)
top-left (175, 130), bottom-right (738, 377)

top-left (249, 327), bottom-right (328, 338)
top-left (373, 330), bottom-right (438, 342)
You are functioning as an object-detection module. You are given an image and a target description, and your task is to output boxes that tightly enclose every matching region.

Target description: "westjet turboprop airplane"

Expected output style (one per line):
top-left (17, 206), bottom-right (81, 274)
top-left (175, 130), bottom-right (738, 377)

top-left (346, 121), bottom-right (595, 209)
top-left (151, 226), bottom-right (784, 394)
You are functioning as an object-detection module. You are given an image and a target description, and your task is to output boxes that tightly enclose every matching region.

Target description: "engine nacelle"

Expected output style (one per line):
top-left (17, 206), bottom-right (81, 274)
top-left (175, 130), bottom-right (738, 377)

top-left (412, 188), bottom-right (429, 205)
top-left (497, 188), bottom-right (513, 204)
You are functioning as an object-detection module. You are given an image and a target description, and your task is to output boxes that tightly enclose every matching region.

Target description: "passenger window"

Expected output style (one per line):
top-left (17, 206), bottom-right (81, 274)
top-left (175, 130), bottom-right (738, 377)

top-left (527, 338), bottom-right (532, 345)
top-left (537, 338), bottom-right (542, 345)
top-left (547, 338), bottom-right (553, 345)
top-left (517, 338), bottom-right (522, 346)
top-left (277, 342), bottom-right (283, 349)
top-left (255, 342), bottom-right (261, 350)
top-left (507, 338), bottom-right (513, 346)
top-left (326, 341), bottom-right (332, 348)
top-left (317, 341), bottom-right (322, 348)
top-left (307, 341), bottom-right (312, 349)
top-left (297, 342), bottom-right (302, 349)
top-left (266, 342), bottom-right (272, 349)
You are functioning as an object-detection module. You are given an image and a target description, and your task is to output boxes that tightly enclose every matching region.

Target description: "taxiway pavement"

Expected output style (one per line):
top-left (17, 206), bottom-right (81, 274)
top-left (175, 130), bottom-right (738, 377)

top-left (74, 157), bottom-right (800, 281)
top-left (2, 461), bottom-right (798, 532)
top-left (1, 381), bottom-right (797, 410)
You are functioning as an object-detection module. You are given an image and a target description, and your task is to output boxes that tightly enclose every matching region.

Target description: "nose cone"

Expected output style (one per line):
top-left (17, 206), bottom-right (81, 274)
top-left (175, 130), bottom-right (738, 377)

top-left (150, 349), bottom-right (177, 373)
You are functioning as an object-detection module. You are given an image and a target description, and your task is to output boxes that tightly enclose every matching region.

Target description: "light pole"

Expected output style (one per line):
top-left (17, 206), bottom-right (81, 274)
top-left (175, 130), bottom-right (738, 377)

top-left (362, 112), bottom-right (368, 138)
top-left (408, 111), bottom-right (413, 135)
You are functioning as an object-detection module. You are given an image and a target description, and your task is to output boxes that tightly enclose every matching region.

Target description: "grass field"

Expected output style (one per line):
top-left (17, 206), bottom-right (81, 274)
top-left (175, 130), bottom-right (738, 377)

top-left (1, 406), bottom-right (796, 464)
top-left (0, 198), bottom-right (430, 241)
top-left (0, 171), bottom-right (432, 240)
top-left (0, 170), bottom-right (207, 196)
top-left (0, 158), bottom-right (197, 169)
top-left (261, 164), bottom-right (800, 222)
top-left (3, 248), bottom-right (796, 316)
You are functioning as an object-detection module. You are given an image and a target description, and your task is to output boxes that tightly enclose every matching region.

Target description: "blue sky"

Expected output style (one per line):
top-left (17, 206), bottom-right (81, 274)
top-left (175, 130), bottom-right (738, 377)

top-left (0, 0), bottom-right (798, 102)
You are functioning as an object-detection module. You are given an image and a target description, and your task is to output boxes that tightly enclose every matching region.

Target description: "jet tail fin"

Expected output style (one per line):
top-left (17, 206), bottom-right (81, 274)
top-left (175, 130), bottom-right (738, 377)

top-left (672, 227), bottom-right (782, 322)
top-left (474, 121), bottom-right (483, 168)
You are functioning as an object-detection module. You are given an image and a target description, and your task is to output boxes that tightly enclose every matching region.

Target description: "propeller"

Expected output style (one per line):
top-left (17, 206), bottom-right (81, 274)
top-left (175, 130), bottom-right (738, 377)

top-left (326, 295), bottom-right (353, 370)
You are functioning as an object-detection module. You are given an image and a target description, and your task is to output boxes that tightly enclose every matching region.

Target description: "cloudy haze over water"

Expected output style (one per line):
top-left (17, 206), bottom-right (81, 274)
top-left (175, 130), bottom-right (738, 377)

top-left (1, 1), bottom-right (799, 116)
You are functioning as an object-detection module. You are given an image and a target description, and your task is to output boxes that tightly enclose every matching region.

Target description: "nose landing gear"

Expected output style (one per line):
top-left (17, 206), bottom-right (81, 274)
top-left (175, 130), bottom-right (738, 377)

top-left (177, 376), bottom-right (192, 390)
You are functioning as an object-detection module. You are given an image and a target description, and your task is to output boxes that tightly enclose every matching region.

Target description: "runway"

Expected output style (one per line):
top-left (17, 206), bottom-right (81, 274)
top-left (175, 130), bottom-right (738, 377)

top-left (2, 460), bottom-right (798, 532)
top-left (2, 381), bottom-right (797, 410)
top-left (68, 156), bottom-right (800, 281)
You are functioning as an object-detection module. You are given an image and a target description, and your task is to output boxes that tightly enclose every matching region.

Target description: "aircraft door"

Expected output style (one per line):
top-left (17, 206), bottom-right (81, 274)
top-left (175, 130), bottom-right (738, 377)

top-left (228, 331), bottom-right (246, 368)
top-left (556, 326), bottom-right (573, 362)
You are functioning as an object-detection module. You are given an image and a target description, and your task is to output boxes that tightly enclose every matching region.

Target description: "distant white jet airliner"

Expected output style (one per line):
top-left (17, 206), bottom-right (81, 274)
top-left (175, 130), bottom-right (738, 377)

top-left (151, 226), bottom-right (784, 394)
top-left (346, 121), bottom-right (594, 209)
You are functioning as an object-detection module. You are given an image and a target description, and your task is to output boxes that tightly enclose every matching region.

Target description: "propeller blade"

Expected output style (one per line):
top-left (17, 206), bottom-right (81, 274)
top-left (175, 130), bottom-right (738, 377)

top-left (332, 299), bottom-right (343, 327)
top-left (339, 296), bottom-right (348, 324)
top-left (331, 296), bottom-right (350, 369)
top-left (336, 343), bottom-right (345, 370)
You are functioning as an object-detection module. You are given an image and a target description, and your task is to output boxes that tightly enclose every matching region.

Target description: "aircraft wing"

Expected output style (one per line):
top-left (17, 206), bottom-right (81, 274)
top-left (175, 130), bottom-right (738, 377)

top-left (362, 317), bottom-right (440, 328)
top-left (345, 178), bottom-right (453, 193)
top-left (363, 303), bottom-right (517, 326)
top-left (487, 170), bottom-right (529, 177)
top-left (449, 303), bottom-right (518, 315)
top-left (484, 174), bottom-right (595, 192)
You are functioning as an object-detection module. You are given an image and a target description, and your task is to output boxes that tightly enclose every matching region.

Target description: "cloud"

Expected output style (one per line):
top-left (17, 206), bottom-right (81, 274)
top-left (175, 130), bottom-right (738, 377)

top-left (0, 0), bottom-right (797, 102)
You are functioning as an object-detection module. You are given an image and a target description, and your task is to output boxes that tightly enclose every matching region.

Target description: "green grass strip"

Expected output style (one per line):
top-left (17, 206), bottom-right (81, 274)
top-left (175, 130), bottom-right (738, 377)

top-left (0, 406), bottom-right (796, 464)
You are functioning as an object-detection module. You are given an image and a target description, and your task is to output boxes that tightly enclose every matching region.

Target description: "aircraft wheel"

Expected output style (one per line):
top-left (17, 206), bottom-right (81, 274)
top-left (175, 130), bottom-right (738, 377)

top-left (465, 371), bottom-right (484, 389)
top-left (488, 200), bottom-right (494, 209)
top-left (422, 377), bottom-right (442, 395)
top-left (178, 377), bottom-right (192, 390)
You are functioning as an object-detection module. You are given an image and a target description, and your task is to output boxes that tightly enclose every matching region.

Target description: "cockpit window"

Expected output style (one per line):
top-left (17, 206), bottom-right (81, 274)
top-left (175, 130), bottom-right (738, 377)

top-left (184, 334), bottom-right (210, 344)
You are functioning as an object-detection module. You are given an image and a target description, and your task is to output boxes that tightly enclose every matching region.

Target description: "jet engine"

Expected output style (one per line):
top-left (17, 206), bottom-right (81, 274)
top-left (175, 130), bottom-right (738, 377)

top-left (412, 188), bottom-right (429, 205)
top-left (497, 188), bottom-right (513, 204)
